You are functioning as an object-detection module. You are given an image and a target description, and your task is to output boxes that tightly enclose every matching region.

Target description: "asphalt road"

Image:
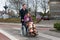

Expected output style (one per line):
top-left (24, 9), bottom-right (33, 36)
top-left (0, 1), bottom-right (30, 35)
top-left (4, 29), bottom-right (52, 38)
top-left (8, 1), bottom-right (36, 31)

top-left (0, 22), bottom-right (60, 40)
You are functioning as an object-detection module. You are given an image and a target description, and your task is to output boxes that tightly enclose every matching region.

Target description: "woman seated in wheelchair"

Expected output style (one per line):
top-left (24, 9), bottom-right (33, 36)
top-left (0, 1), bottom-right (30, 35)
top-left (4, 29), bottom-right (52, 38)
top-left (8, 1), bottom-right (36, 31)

top-left (24, 12), bottom-right (37, 36)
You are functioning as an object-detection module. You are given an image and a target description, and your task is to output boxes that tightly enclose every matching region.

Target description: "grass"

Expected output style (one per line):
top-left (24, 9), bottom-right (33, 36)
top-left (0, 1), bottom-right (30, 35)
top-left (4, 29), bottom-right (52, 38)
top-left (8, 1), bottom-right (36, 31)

top-left (0, 16), bottom-right (37, 23)
top-left (0, 18), bottom-right (20, 23)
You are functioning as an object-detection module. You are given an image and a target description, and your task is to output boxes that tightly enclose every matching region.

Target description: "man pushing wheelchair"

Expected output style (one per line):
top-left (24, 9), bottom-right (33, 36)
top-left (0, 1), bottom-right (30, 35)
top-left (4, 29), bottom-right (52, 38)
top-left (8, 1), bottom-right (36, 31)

top-left (19, 4), bottom-right (38, 37)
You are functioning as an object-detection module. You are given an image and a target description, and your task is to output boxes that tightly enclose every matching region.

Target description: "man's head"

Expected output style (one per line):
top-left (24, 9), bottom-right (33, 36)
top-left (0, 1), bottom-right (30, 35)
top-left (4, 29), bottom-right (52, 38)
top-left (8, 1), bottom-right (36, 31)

top-left (22, 4), bottom-right (27, 9)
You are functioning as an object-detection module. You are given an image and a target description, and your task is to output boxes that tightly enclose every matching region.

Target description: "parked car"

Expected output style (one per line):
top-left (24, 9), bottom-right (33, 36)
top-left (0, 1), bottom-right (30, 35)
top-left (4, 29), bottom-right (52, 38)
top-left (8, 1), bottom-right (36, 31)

top-left (41, 16), bottom-right (49, 20)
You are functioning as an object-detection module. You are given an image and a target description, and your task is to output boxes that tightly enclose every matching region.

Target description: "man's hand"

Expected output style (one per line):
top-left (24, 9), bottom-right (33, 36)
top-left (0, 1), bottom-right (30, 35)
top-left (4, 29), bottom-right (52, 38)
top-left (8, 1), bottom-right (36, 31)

top-left (22, 19), bottom-right (24, 21)
top-left (18, 16), bottom-right (20, 18)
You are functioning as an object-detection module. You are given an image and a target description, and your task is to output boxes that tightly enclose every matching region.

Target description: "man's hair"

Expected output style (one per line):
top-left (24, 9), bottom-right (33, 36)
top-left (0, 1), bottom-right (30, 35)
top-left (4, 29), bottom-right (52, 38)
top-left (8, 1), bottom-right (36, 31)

top-left (22, 4), bottom-right (26, 6)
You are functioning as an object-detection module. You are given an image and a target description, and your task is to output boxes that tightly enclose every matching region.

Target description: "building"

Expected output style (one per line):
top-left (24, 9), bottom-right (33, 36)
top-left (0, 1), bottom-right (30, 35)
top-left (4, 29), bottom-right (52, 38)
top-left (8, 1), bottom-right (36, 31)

top-left (50, 0), bottom-right (60, 19)
top-left (0, 11), bottom-right (4, 18)
top-left (0, 11), bottom-right (9, 19)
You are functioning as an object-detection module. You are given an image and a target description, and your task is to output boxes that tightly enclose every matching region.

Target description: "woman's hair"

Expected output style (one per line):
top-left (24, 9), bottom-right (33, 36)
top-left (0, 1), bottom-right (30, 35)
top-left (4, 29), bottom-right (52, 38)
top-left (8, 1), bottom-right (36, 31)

top-left (27, 12), bottom-right (32, 16)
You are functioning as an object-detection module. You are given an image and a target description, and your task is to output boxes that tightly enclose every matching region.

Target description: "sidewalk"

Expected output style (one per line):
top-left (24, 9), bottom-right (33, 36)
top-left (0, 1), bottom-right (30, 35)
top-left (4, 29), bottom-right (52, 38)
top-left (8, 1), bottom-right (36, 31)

top-left (0, 22), bottom-right (53, 28)
top-left (0, 33), bottom-right (10, 40)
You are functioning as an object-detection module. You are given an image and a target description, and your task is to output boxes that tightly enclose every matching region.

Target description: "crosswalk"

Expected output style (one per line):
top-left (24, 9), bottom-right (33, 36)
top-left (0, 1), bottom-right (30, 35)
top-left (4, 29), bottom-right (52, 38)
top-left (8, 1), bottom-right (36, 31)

top-left (0, 28), bottom-right (60, 40)
top-left (39, 33), bottom-right (60, 40)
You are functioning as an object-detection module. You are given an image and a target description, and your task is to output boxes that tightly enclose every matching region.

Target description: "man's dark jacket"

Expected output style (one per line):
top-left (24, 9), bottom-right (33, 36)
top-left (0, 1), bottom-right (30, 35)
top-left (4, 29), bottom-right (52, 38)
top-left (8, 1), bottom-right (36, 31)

top-left (19, 9), bottom-right (28, 22)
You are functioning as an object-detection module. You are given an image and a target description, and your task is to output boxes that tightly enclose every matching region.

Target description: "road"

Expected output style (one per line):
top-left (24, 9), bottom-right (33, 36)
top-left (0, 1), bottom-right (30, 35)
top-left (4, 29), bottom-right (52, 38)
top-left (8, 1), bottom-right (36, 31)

top-left (0, 23), bottom-right (60, 40)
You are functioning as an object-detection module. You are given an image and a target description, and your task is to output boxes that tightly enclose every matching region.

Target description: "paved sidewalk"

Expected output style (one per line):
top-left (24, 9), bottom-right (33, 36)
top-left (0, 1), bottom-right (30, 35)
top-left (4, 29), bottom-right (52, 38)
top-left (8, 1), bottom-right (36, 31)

top-left (0, 33), bottom-right (10, 40)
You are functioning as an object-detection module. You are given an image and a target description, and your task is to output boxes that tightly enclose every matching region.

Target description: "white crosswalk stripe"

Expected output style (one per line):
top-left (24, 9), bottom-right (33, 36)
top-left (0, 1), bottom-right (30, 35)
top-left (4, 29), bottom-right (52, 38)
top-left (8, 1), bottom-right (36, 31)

top-left (38, 33), bottom-right (60, 40)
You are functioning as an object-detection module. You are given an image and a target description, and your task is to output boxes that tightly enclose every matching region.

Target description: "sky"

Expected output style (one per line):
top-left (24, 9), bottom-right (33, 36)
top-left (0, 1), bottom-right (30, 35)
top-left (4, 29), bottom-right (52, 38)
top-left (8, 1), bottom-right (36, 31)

top-left (0, 0), bottom-right (6, 11)
top-left (24, 0), bottom-right (49, 12)
top-left (0, 0), bottom-right (49, 13)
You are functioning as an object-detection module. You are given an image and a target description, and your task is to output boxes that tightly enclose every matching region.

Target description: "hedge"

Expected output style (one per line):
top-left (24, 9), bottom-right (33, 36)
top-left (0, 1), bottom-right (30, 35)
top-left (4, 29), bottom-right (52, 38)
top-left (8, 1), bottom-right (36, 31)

top-left (54, 23), bottom-right (60, 30)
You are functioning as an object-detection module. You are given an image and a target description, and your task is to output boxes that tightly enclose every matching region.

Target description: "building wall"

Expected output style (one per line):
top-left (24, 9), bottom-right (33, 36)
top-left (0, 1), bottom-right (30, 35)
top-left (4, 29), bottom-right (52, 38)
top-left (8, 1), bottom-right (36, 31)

top-left (50, 0), bottom-right (60, 17)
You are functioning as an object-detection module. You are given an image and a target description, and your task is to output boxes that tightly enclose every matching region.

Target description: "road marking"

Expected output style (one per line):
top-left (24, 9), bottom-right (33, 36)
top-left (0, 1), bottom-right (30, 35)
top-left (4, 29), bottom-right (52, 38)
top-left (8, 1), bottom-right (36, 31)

top-left (12, 27), bottom-right (21, 29)
top-left (36, 24), bottom-right (53, 28)
top-left (12, 28), bottom-right (60, 40)
top-left (0, 29), bottom-right (18, 40)
top-left (39, 33), bottom-right (60, 40)
top-left (0, 23), bottom-right (21, 25)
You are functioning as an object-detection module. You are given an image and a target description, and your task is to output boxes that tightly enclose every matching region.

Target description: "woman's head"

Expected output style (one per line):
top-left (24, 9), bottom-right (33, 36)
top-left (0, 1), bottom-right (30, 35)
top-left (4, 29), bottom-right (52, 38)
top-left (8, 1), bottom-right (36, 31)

top-left (26, 12), bottom-right (31, 17)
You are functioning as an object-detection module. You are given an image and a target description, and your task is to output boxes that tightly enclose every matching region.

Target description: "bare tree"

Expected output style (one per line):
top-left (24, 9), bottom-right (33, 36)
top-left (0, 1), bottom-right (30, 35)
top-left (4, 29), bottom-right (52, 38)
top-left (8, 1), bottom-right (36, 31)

top-left (38, 0), bottom-right (49, 18)
top-left (35, 0), bottom-right (38, 17)
top-left (27, 0), bottom-right (38, 16)
top-left (40, 0), bottom-right (49, 13)
top-left (8, 9), bottom-right (15, 17)
top-left (8, 0), bottom-right (24, 10)
top-left (27, 0), bottom-right (29, 9)
top-left (7, 0), bottom-right (26, 17)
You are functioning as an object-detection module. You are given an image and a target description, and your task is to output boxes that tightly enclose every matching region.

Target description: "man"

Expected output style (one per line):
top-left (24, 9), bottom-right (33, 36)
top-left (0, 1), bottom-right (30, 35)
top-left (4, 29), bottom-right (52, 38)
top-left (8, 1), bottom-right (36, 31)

top-left (19, 4), bottom-right (28, 35)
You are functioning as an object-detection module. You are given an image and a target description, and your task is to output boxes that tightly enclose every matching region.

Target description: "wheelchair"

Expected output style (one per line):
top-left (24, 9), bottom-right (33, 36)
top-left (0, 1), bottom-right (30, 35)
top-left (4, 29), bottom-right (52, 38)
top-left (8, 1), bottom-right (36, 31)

top-left (25, 21), bottom-right (38, 37)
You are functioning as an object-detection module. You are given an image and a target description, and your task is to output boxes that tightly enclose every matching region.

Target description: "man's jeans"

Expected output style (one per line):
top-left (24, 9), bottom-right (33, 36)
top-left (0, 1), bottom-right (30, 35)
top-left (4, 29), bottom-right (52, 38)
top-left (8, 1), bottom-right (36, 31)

top-left (21, 22), bottom-right (27, 35)
top-left (22, 25), bottom-right (26, 35)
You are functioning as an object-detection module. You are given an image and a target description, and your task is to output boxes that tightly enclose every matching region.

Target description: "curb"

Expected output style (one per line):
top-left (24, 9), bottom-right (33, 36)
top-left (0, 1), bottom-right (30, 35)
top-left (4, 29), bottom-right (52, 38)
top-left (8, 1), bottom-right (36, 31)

top-left (0, 29), bottom-right (18, 40)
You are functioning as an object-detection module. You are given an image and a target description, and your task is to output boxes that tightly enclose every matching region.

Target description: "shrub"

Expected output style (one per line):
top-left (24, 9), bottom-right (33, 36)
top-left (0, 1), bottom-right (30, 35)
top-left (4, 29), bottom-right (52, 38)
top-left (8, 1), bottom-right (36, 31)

top-left (54, 23), bottom-right (60, 30)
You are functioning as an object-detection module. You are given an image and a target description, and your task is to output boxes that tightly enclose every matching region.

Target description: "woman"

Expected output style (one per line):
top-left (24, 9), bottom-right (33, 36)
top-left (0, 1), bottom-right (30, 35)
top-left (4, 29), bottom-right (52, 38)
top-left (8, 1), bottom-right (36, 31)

top-left (24, 12), bottom-right (37, 36)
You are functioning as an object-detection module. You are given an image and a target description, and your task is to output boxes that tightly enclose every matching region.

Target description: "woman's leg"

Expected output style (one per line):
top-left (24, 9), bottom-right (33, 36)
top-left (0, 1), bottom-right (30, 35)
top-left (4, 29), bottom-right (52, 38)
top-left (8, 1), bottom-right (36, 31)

top-left (25, 25), bottom-right (28, 35)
